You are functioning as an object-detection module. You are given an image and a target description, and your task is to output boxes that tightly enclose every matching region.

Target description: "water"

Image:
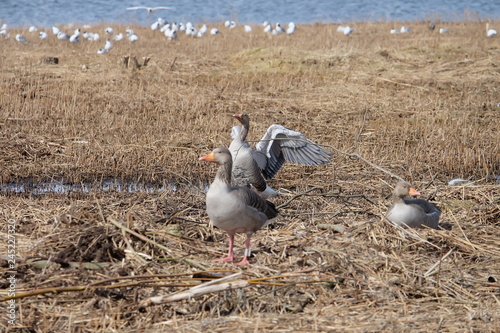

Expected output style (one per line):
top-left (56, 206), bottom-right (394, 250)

top-left (0, 179), bottom-right (178, 195)
top-left (1, 0), bottom-right (499, 28)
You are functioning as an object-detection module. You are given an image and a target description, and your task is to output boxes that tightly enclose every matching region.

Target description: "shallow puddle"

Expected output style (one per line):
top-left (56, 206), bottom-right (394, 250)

top-left (0, 179), bottom-right (178, 195)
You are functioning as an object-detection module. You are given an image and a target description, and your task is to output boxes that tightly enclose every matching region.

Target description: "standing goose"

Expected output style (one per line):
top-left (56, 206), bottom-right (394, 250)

top-left (200, 147), bottom-right (279, 265)
top-left (386, 181), bottom-right (440, 229)
top-left (229, 113), bottom-right (332, 198)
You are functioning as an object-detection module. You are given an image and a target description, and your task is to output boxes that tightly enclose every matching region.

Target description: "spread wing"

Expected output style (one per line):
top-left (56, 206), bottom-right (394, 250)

top-left (254, 124), bottom-right (332, 179)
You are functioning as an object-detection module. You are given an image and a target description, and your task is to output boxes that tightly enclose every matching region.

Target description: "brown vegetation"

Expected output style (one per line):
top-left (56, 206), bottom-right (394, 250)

top-left (0, 20), bottom-right (499, 332)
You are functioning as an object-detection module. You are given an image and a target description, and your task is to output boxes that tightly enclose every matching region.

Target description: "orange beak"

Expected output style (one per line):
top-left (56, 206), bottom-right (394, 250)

top-left (409, 187), bottom-right (421, 196)
top-left (233, 113), bottom-right (243, 120)
top-left (199, 152), bottom-right (215, 162)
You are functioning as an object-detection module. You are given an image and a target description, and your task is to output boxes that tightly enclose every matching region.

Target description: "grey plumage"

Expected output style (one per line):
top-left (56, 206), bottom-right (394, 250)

top-left (386, 181), bottom-right (440, 229)
top-left (200, 147), bottom-right (278, 264)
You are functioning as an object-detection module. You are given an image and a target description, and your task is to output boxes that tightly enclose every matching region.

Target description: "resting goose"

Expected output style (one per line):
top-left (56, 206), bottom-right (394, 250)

top-left (229, 113), bottom-right (332, 198)
top-left (200, 147), bottom-right (279, 265)
top-left (386, 181), bottom-right (440, 229)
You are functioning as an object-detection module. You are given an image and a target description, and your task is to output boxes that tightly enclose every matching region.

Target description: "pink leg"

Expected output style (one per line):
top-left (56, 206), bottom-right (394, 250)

top-left (214, 234), bottom-right (235, 262)
top-left (235, 237), bottom-right (252, 265)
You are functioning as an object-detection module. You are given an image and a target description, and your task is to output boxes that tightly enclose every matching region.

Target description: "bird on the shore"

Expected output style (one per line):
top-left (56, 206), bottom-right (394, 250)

top-left (97, 48), bottom-right (108, 54)
top-left (15, 34), bottom-right (28, 43)
top-left (104, 38), bottom-right (113, 51)
top-left (337, 25), bottom-right (354, 35)
top-left (386, 181), bottom-right (440, 229)
top-left (439, 28), bottom-right (449, 34)
top-left (126, 6), bottom-right (174, 13)
top-left (105, 27), bottom-right (114, 34)
top-left (39, 31), bottom-right (48, 39)
top-left (112, 33), bottom-right (123, 41)
top-left (286, 22), bottom-right (296, 34)
top-left (229, 114), bottom-right (332, 198)
top-left (57, 31), bottom-right (70, 40)
top-left (486, 23), bottom-right (497, 37)
top-left (244, 25), bottom-right (252, 33)
top-left (210, 28), bottom-right (220, 35)
top-left (400, 26), bottom-right (411, 33)
top-left (200, 147), bottom-right (279, 265)
top-left (29, 26), bottom-right (38, 33)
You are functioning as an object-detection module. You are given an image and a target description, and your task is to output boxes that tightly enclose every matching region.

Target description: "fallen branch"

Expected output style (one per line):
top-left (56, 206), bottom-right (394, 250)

top-left (141, 279), bottom-right (249, 306)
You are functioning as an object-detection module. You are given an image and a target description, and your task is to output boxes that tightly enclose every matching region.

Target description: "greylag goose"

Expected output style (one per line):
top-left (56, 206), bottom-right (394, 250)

top-left (200, 147), bottom-right (279, 265)
top-left (229, 113), bottom-right (332, 198)
top-left (386, 181), bottom-right (440, 229)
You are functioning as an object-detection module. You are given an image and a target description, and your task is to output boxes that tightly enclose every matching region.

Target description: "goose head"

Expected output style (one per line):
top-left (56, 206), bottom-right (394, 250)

top-left (233, 113), bottom-right (250, 126)
top-left (199, 147), bottom-right (232, 165)
top-left (393, 181), bottom-right (421, 199)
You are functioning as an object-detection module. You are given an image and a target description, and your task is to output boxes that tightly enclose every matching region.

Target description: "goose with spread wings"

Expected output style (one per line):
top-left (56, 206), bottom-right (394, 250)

top-left (229, 113), bottom-right (332, 198)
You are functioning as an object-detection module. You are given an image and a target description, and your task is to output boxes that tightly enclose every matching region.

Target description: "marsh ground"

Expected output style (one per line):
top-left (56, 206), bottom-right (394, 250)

top-left (0, 20), bottom-right (499, 332)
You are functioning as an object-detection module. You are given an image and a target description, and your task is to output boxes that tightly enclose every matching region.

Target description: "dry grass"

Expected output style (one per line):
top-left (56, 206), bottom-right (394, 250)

top-left (0, 20), bottom-right (499, 332)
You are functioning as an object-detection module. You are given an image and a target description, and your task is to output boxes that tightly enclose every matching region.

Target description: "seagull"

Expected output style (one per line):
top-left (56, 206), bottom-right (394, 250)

top-left (128, 34), bottom-right (138, 42)
top-left (224, 20), bottom-right (236, 29)
top-left (126, 28), bottom-right (135, 36)
top-left (286, 22), bottom-right (296, 34)
top-left (264, 24), bottom-right (272, 33)
top-left (164, 28), bottom-right (177, 40)
top-left (337, 25), bottom-right (354, 35)
top-left (210, 28), bottom-right (219, 35)
top-left (390, 28), bottom-right (399, 34)
top-left (199, 24), bottom-right (207, 34)
top-left (151, 21), bottom-right (162, 30)
top-left (39, 31), bottom-right (48, 39)
top-left (0, 29), bottom-right (9, 38)
top-left (57, 31), bottom-right (70, 40)
top-left (92, 33), bottom-right (100, 41)
top-left (97, 48), bottom-right (108, 54)
top-left (1, 23), bottom-right (7, 30)
top-left (15, 34), bottom-right (28, 43)
top-left (126, 6), bottom-right (173, 13)
top-left (486, 23), bottom-right (497, 37)
top-left (69, 34), bottom-right (80, 42)
top-left (439, 28), bottom-right (449, 34)
top-left (112, 33), bottom-right (123, 41)
top-left (52, 26), bottom-right (60, 35)
top-left (400, 26), bottom-right (411, 33)
top-left (104, 27), bottom-right (114, 34)
top-left (275, 23), bottom-right (286, 33)
top-left (29, 26), bottom-right (38, 33)
top-left (244, 25), bottom-right (252, 33)
top-left (104, 38), bottom-right (113, 50)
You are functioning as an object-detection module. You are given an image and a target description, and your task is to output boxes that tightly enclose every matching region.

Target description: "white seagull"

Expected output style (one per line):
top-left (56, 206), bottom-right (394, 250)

top-left (97, 48), bottom-right (108, 54)
top-left (286, 22), bottom-right (295, 34)
top-left (128, 34), bottom-right (139, 42)
top-left (15, 34), bottom-right (28, 43)
top-left (486, 23), bottom-right (497, 37)
top-left (29, 26), bottom-right (38, 33)
top-left (210, 28), bottom-right (219, 35)
top-left (337, 25), bottom-right (354, 35)
top-left (244, 25), bottom-right (252, 33)
top-left (112, 33), bottom-right (123, 41)
top-left (57, 31), bottom-right (70, 40)
top-left (126, 6), bottom-right (174, 13)
top-left (439, 28), bottom-right (449, 34)
top-left (400, 26), bottom-right (411, 33)
top-left (104, 38), bottom-right (113, 50)
top-left (105, 27), bottom-right (114, 34)
top-left (39, 31), bottom-right (48, 39)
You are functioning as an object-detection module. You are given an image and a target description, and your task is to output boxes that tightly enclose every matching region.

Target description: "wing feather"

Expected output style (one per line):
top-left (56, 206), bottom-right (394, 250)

top-left (254, 124), bottom-right (332, 179)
